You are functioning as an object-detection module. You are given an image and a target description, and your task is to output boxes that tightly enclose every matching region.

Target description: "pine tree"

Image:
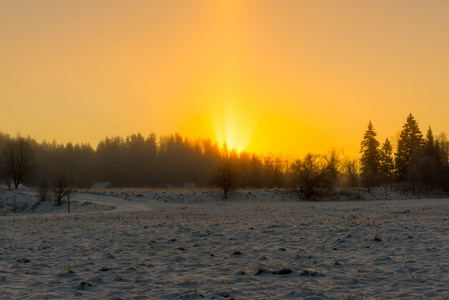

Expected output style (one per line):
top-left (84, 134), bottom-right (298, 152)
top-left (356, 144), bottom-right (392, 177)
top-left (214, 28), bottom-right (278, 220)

top-left (360, 121), bottom-right (380, 189)
top-left (395, 113), bottom-right (423, 181)
top-left (379, 138), bottom-right (394, 184)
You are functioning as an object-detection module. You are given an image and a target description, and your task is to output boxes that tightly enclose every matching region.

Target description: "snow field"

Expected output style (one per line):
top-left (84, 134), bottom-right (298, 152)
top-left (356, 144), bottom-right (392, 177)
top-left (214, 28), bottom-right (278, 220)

top-left (0, 190), bottom-right (449, 299)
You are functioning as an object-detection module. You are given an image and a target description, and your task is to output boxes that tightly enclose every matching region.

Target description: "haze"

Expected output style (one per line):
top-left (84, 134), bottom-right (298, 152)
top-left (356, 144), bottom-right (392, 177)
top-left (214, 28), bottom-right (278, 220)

top-left (1, 1), bottom-right (449, 156)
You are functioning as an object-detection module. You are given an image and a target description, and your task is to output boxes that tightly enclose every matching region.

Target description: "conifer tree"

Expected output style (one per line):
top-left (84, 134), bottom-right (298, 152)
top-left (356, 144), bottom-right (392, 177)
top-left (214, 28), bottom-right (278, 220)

top-left (360, 121), bottom-right (380, 189)
top-left (395, 113), bottom-right (423, 181)
top-left (424, 127), bottom-right (441, 162)
top-left (379, 138), bottom-right (394, 184)
top-left (421, 127), bottom-right (443, 188)
top-left (436, 133), bottom-right (449, 190)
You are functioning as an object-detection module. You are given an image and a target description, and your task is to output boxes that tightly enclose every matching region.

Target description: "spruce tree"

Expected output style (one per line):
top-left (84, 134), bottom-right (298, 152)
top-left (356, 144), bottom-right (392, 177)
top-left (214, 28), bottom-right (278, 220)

top-left (421, 127), bottom-right (442, 188)
top-left (395, 113), bottom-right (423, 181)
top-left (424, 127), bottom-right (440, 161)
top-left (360, 121), bottom-right (380, 189)
top-left (379, 138), bottom-right (394, 184)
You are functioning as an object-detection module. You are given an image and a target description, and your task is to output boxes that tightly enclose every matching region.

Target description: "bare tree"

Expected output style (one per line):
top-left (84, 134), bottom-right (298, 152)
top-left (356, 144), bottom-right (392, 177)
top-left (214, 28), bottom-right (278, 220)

top-left (326, 148), bottom-right (340, 188)
top-left (292, 153), bottom-right (337, 199)
top-left (52, 172), bottom-right (72, 206)
top-left (340, 150), bottom-right (360, 188)
top-left (211, 145), bottom-right (238, 199)
top-left (37, 180), bottom-right (49, 202)
top-left (2, 136), bottom-right (36, 189)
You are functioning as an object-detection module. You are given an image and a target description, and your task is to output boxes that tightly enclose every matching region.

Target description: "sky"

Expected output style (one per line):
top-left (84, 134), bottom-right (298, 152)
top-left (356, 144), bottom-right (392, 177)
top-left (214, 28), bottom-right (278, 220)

top-left (1, 1), bottom-right (449, 157)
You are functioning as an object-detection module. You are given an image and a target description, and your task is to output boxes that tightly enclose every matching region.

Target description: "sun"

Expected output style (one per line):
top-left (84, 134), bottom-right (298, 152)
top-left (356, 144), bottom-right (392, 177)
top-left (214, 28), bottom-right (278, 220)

top-left (211, 109), bottom-right (253, 153)
top-left (212, 118), bottom-right (246, 152)
top-left (225, 119), bottom-right (249, 152)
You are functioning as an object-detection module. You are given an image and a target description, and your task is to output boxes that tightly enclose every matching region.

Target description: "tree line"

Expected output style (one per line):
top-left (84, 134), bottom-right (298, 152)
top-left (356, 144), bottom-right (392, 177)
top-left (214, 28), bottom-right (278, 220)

top-left (1, 113), bottom-right (449, 199)
top-left (0, 132), bottom-right (287, 193)
top-left (359, 113), bottom-right (449, 192)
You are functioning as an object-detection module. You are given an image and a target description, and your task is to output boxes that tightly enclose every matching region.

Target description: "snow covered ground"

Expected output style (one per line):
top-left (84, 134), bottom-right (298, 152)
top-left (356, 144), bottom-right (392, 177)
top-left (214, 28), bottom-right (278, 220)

top-left (1, 188), bottom-right (449, 299)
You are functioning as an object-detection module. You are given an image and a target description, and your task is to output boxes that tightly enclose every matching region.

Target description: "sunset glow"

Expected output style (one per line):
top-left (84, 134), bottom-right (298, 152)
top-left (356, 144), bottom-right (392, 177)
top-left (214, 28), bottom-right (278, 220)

top-left (1, 1), bottom-right (449, 157)
top-left (213, 115), bottom-right (250, 153)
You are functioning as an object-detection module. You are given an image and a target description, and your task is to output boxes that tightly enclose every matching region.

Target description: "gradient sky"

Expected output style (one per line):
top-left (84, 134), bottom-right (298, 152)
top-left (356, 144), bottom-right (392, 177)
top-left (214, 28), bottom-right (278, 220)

top-left (1, 1), bottom-right (449, 156)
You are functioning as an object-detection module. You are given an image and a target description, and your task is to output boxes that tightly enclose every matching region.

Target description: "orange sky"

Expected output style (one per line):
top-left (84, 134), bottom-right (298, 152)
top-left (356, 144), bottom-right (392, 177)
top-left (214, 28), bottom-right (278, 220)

top-left (1, 1), bottom-right (449, 157)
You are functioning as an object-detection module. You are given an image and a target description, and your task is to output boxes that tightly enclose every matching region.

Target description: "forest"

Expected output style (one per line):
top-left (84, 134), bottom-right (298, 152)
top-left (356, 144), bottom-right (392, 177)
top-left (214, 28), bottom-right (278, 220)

top-left (1, 113), bottom-right (449, 199)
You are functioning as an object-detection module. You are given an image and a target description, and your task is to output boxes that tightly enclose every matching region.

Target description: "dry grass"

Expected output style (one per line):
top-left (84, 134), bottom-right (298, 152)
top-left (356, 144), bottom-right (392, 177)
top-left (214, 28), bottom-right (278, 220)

top-left (67, 266), bottom-right (76, 274)
top-left (372, 226), bottom-right (382, 241)
top-left (255, 264), bottom-right (270, 275)
top-left (405, 253), bottom-right (415, 279)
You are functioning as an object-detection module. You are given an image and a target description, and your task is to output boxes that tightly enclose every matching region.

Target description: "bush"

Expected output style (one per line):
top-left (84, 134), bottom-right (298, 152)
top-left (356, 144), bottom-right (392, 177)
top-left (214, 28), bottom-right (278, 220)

top-left (37, 181), bottom-right (49, 202)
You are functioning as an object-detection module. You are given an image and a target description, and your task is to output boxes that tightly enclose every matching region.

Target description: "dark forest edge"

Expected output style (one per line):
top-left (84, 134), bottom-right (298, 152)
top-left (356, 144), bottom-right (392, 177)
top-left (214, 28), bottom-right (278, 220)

top-left (1, 113), bottom-right (449, 200)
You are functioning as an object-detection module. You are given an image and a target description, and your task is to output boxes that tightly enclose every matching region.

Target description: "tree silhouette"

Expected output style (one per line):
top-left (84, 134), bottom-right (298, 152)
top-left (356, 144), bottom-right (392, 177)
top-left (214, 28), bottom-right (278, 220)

top-left (360, 121), bottom-right (380, 190)
top-left (292, 153), bottom-right (336, 199)
top-left (379, 138), bottom-right (394, 184)
top-left (2, 136), bottom-right (36, 189)
top-left (7, 118), bottom-right (449, 195)
top-left (419, 127), bottom-right (443, 189)
top-left (326, 148), bottom-right (340, 188)
top-left (52, 172), bottom-right (72, 206)
top-left (211, 144), bottom-right (237, 199)
top-left (436, 133), bottom-right (449, 190)
top-left (395, 114), bottom-right (423, 182)
top-left (340, 150), bottom-right (359, 188)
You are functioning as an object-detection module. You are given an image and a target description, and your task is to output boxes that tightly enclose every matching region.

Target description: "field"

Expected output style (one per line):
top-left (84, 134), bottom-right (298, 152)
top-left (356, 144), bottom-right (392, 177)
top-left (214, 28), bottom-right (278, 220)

top-left (1, 189), bottom-right (449, 299)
